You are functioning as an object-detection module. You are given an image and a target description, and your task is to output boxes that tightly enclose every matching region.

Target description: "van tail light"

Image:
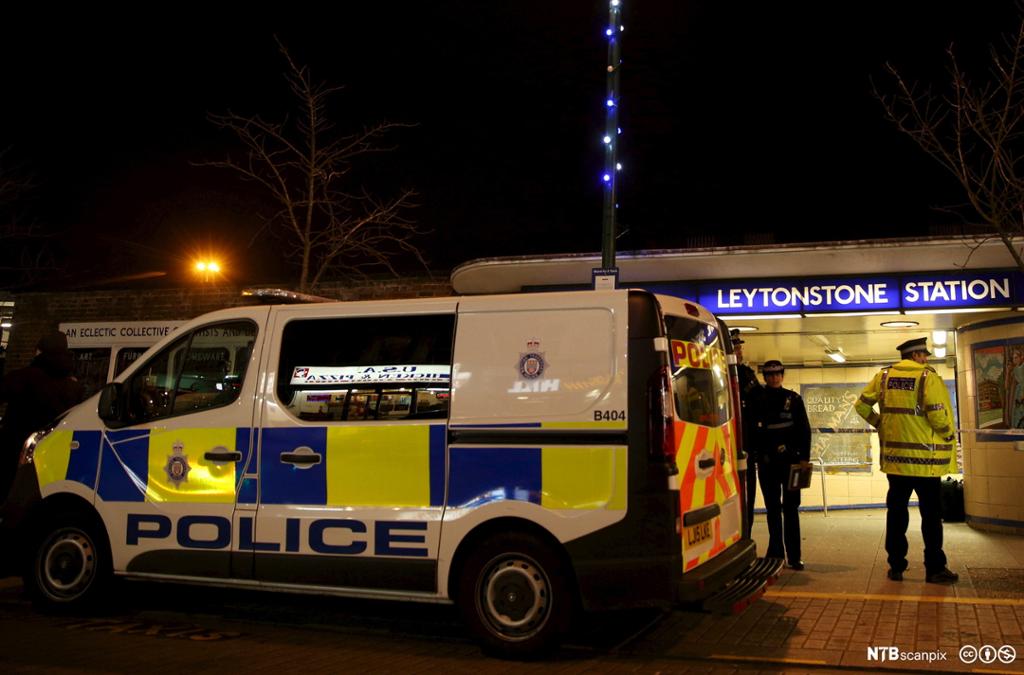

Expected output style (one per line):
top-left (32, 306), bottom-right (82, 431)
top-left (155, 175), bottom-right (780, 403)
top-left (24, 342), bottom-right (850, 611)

top-left (649, 365), bottom-right (678, 475)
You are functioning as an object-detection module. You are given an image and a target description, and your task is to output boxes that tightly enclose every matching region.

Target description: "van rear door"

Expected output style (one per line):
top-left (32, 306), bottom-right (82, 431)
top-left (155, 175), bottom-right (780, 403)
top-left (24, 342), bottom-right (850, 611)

top-left (662, 311), bottom-right (743, 572)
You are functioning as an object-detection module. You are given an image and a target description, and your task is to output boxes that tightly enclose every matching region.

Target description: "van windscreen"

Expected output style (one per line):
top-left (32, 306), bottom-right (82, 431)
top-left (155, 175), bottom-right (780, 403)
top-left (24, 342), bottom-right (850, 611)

top-left (663, 316), bottom-right (731, 427)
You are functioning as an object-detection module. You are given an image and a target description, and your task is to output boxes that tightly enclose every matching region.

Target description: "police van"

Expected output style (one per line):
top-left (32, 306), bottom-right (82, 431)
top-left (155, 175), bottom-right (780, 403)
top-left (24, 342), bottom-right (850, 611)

top-left (1, 289), bottom-right (778, 657)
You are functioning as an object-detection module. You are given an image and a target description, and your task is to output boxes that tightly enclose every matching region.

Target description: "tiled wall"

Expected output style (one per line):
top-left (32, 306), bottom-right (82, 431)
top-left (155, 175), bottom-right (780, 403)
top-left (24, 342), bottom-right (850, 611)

top-left (955, 317), bottom-right (1024, 533)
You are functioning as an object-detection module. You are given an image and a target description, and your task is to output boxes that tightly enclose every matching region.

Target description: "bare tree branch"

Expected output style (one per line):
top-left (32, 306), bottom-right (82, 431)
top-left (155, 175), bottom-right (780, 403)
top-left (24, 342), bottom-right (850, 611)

top-left (195, 38), bottom-right (426, 291)
top-left (872, 8), bottom-right (1024, 271)
top-left (0, 148), bottom-right (56, 289)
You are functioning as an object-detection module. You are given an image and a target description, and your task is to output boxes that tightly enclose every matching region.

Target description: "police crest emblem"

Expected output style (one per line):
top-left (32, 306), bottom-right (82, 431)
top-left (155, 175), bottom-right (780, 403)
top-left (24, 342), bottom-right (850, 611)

top-left (164, 441), bottom-right (191, 487)
top-left (518, 338), bottom-right (546, 379)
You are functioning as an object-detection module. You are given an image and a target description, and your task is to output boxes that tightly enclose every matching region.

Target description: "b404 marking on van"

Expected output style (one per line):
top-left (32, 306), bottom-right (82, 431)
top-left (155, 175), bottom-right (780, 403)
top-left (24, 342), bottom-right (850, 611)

top-left (593, 410), bottom-right (626, 422)
top-left (126, 514), bottom-right (428, 557)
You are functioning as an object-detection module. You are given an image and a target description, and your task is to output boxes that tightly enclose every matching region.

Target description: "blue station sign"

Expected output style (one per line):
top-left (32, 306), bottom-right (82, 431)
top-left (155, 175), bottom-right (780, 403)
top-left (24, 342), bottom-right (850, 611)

top-left (642, 270), bottom-right (1021, 316)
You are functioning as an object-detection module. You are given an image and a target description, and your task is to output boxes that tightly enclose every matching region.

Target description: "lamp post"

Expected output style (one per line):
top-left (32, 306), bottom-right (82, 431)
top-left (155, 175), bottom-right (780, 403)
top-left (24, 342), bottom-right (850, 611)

top-left (601, 0), bottom-right (624, 270)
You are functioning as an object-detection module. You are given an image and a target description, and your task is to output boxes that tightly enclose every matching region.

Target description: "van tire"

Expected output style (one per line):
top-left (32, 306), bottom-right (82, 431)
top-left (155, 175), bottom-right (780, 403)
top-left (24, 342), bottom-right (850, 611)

top-left (457, 532), bottom-right (571, 659)
top-left (25, 512), bottom-right (110, 611)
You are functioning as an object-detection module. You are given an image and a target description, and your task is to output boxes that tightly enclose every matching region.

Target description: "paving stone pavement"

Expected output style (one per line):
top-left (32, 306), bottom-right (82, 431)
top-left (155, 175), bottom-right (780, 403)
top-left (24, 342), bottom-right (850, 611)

top-left (615, 508), bottom-right (1024, 672)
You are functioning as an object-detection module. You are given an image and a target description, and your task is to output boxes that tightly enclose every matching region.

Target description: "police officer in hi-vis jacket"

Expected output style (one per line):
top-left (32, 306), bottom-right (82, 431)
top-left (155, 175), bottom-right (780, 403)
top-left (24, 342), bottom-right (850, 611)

top-left (756, 360), bottom-right (811, 570)
top-left (855, 337), bottom-right (959, 584)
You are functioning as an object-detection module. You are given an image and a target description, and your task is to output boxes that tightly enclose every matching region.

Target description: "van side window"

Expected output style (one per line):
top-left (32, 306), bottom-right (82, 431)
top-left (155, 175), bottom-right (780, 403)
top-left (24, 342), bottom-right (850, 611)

top-left (114, 347), bottom-right (149, 377)
top-left (277, 315), bottom-right (455, 422)
top-left (124, 320), bottom-right (257, 424)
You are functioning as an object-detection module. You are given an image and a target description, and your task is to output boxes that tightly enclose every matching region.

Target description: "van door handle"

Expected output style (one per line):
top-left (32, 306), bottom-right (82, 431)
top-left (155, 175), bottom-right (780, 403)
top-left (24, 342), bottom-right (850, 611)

top-left (697, 457), bottom-right (716, 470)
top-left (280, 447), bottom-right (322, 467)
top-left (204, 449), bottom-right (242, 462)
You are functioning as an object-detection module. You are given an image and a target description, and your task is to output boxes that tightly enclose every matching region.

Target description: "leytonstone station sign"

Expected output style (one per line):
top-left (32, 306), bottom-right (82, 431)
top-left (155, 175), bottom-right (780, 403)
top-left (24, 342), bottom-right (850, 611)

top-left (643, 270), bottom-right (1022, 316)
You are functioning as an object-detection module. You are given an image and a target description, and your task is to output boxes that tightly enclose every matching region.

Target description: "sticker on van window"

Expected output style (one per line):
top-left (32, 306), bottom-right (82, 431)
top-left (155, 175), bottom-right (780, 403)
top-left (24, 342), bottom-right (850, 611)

top-left (290, 365), bottom-right (451, 385)
top-left (671, 340), bottom-right (714, 369)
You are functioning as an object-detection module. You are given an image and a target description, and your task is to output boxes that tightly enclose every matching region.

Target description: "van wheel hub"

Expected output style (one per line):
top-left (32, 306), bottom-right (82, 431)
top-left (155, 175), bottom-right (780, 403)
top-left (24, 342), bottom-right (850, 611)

top-left (40, 530), bottom-right (96, 599)
top-left (481, 556), bottom-right (550, 637)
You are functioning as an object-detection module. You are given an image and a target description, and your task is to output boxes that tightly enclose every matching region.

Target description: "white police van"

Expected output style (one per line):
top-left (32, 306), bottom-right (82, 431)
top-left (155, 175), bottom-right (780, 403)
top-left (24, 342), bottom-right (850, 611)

top-left (1, 289), bottom-right (778, 657)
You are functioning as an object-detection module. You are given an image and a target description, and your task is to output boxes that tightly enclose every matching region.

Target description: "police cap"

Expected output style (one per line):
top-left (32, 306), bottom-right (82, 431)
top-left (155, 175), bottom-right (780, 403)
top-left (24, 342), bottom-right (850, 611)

top-left (897, 337), bottom-right (931, 358)
top-left (729, 328), bottom-right (744, 345)
top-left (762, 359), bottom-right (785, 375)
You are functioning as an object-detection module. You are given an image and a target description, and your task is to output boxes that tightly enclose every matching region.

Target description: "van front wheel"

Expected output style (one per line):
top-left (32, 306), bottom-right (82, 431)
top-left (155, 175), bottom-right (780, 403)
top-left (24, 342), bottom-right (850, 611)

top-left (26, 513), bottom-right (109, 609)
top-left (458, 532), bottom-right (571, 658)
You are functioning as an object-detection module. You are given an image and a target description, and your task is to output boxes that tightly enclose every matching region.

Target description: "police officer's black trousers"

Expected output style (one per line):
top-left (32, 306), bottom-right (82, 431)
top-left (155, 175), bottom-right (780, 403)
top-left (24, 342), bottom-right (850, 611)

top-left (758, 460), bottom-right (801, 563)
top-left (885, 474), bottom-right (947, 574)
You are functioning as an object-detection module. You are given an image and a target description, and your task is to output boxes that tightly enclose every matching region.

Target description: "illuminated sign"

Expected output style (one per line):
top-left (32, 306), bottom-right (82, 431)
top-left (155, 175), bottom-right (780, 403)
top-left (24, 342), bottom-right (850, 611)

top-left (703, 277), bottom-right (900, 313)
top-left (643, 270), bottom-right (1021, 316)
top-left (290, 365), bottom-right (451, 385)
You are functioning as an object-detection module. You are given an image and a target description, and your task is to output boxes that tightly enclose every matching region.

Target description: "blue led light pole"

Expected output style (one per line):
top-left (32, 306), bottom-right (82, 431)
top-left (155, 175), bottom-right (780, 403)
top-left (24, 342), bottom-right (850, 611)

top-left (601, 0), bottom-right (623, 270)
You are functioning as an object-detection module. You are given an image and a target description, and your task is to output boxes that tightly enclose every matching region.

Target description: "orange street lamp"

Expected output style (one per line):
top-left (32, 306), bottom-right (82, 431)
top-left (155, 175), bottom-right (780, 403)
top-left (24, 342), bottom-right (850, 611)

top-left (194, 260), bottom-right (222, 282)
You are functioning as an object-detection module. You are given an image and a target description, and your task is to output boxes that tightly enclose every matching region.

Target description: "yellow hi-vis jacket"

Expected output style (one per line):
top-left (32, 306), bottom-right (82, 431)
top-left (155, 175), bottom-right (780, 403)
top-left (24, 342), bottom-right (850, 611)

top-left (855, 359), bottom-right (958, 477)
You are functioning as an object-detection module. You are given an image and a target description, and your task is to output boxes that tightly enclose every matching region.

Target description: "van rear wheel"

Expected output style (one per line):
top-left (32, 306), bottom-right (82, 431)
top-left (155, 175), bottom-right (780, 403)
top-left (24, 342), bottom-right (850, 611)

top-left (457, 532), bottom-right (571, 659)
top-left (26, 513), bottom-right (110, 610)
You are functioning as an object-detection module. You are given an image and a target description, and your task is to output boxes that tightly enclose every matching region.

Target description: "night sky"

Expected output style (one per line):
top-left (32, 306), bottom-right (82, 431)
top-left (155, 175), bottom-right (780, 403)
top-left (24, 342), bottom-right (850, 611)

top-left (1, 2), bottom-right (1017, 288)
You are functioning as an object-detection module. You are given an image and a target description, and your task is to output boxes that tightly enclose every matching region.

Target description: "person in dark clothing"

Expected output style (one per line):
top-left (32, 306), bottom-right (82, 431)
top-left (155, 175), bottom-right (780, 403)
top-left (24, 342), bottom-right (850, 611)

top-left (0, 330), bottom-right (84, 501)
top-left (731, 329), bottom-right (763, 538)
top-left (755, 360), bottom-right (811, 570)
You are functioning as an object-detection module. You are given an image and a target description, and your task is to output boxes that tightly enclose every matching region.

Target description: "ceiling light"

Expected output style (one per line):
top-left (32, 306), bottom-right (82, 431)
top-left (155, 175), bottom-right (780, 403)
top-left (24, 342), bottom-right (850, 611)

top-left (808, 334), bottom-right (832, 348)
top-left (729, 325), bottom-right (758, 332)
top-left (934, 346), bottom-right (947, 358)
top-left (932, 330), bottom-right (947, 346)
top-left (880, 320), bottom-right (919, 328)
top-left (724, 313), bottom-right (802, 320)
top-left (806, 311), bottom-right (901, 317)
top-left (825, 348), bottom-right (846, 363)
top-left (905, 307), bottom-right (1012, 315)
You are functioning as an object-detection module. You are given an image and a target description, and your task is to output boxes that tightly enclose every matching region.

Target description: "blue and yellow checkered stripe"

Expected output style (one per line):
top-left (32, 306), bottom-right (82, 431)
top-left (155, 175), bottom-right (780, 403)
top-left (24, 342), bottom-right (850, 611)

top-left (91, 428), bottom-right (252, 503)
top-left (259, 425), bottom-right (447, 507)
top-left (33, 429), bottom-right (102, 493)
top-left (39, 423), bottom-right (625, 511)
top-left (447, 445), bottom-right (626, 510)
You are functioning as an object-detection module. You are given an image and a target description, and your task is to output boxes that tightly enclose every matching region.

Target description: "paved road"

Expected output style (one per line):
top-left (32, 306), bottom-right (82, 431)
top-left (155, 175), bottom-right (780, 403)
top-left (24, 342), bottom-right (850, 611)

top-left (0, 575), bottom-right (887, 675)
top-left (2, 510), bottom-right (1023, 673)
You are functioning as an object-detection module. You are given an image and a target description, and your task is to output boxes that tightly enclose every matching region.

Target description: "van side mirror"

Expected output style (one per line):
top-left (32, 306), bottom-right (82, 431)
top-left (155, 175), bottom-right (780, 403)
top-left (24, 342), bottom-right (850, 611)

top-left (98, 382), bottom-right (125, 425)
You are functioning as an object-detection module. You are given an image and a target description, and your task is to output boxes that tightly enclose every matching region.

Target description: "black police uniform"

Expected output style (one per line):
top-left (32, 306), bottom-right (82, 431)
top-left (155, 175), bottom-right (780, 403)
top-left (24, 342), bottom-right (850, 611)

top-left (737, 361), bottom-right (763, 536)
top-left (756, 375), bottom-right (811, 567)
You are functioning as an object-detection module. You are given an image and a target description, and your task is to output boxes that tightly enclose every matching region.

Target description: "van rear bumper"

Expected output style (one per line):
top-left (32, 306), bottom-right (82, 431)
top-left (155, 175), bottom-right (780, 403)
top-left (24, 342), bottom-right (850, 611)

top-left (675, 539), bottom-right (758, 604)
top-left (701, 555), bottom-right (784, 614)
top-left (570, 539), bottom-right (778, 613)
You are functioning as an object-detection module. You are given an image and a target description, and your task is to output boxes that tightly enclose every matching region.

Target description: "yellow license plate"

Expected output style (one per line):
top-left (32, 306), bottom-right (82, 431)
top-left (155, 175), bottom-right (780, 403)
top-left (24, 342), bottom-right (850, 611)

top-left (684, 520), bottom-right (713, 547)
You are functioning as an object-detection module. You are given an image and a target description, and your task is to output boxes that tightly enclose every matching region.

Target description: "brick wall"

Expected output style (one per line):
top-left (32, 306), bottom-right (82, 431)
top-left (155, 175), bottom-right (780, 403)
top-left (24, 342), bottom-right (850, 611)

top-left (5, 278), bottom-right (452, 372)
